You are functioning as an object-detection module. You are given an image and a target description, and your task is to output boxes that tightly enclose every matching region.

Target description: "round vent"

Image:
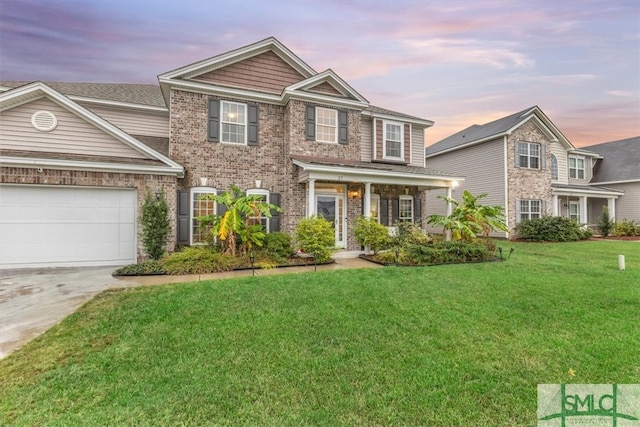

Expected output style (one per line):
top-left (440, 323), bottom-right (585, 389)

top-left (31, 111), bottom-right (58, 132)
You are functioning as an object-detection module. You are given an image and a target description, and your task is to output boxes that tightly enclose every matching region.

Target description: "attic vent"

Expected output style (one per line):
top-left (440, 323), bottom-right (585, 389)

top-left (31, 111), bottom-right (58, 132)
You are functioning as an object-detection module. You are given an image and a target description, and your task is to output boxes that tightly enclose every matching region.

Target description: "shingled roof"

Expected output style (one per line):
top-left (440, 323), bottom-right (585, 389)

top-left (0, 81), bottom-right (166, 108)
top-left (426, 106), bottom-right (548, 156)
top-left (584, 136), bottom-right (640, 183)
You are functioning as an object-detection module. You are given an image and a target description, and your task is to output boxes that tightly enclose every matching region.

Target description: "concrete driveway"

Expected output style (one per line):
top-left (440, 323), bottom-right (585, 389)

top-left (0, 267), bottom-right (119, 358)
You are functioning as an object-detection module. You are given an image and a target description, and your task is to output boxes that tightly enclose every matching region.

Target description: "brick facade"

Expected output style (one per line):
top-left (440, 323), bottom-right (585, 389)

top-left (506, 120), bottom-right (553, 232)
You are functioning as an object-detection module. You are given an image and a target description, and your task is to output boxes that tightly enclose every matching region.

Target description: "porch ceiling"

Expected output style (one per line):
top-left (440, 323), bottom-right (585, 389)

top-left (291, 155), bottom-right (463, 189)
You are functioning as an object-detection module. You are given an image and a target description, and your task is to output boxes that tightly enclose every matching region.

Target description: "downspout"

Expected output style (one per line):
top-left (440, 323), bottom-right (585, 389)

top-left (503, 135), bottom-right (510, 239)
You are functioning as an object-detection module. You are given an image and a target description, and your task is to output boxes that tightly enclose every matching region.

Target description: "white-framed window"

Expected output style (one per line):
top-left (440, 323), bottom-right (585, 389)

top-left (551, 154), bottom-right (558, 180)
top-left (569, 202), bottom-right (580, 222)
top-left (221, 100), bottom-right (247, 144)
top-left (370, 194), bottom-right (381, 223)
top-left (399, 195), bottom-right (413, 222)
top-left (569, 156), bottom-right (585, 179)
top-left (246, 188), bottom-right (270, 232)
top-left (517, 141), bottom-right (541, 169)
top-left (191, 187), bottom-right (216, 245)
top-left (316, 107), bottom-right (337, 143)
top-left (384, 121), bottom-right (404, 160)
top-left (519, 199), bottom-right (541, 222)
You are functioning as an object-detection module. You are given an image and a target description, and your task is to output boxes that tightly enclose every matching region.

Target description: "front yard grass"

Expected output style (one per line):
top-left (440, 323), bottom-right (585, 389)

top-left (1, 241), bottom-right (639, 425)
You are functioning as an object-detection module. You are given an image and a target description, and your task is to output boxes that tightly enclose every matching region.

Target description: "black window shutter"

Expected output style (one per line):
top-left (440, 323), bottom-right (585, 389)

top-left (268, 193), bottom-right (281, 232)
top-left (177, 190), bottom-right (190, 245)
top-left (217, 202), bottom-right (228, 216)
top-left (305, 105), bottom-right (316, 140)
top-left (208, 98), bottom-right (220, 142)
top-left (392, 198), bottom-right (400, 224)
top-left (414, 197), bottom-right (422, 224)
top-left (248, 104), bottom-right (259, 146)
top-left (338, 110), bottom-right (348, 144)
top-left (380, 198), bottom-right (389, 226)
top-left (541, 200), bottom-right (547, 215)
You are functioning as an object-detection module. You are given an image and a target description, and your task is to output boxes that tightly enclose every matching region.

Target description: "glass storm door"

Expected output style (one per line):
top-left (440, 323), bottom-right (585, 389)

top-left (316, 194), bottom-right (345, 248)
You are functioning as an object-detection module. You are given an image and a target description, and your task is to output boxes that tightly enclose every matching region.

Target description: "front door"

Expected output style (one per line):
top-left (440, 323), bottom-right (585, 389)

top-left (316, 194), bottom-right (346, 248)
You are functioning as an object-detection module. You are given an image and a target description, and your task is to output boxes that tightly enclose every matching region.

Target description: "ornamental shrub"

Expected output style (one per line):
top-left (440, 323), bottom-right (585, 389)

top-left (260, 232), bottom-right (293, 262)
top-left (140, 190), bottom-right (171, 260)
top-left (597, 206), bottom-right (614, 237)
top-left (354, 216), bottom-right (392, 254)
top-left (294, 216), bottom-right (335, 262)
top-left (114, 260), bottom-right (165, 276)
top-left (404, 240), bottom-right (494, 265)
top-left (161, 246), bottom-right (235, 275)
top-left (614, 219), bottom-right (639, 236)
top-left (515, 216), bottom-right (592, 242)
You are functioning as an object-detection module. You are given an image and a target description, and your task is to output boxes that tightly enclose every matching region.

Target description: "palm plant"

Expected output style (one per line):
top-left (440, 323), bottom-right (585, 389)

top-left (198, 186), bottom-right (282, 256)
top-left (428, 190), bottom-right (507, 241)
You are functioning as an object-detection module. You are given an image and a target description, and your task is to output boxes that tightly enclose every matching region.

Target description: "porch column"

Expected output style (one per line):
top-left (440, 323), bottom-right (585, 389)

top-left (580, 196), bottom-right (588, 224)
top-left (307, 179), bottom-right (316, 217)
top-left (363, 182), bottom-right (372, 218)
top-left (607, 198), bottom-right (616, 221)
top-left (445, 187), bottom-right (453, 241)
top-left (552, 194), bottom-right (559, 216)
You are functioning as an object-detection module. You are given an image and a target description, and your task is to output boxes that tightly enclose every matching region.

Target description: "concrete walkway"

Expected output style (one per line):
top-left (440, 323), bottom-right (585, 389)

top-left (0, 257), bottom-right (379, 359)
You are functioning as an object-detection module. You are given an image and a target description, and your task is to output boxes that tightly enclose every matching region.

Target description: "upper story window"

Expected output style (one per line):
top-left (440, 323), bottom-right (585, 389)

top-left (517, 141), bottom-right (540, 169)
top-left (551, 154), bottom-right (558, 180)
top-left (384, 121), bottom-right (404, 160)
top-left (221, 101), bottom-right (247, 144)
top-left (246, 189), bottom-right (270, 232)
top-left (191, 187), bottom-right (216, 245)
top-left (316, 107), bottom-right (337, 143)
top-left (208, 98), bottom-right (259, 145)
top-left (569, 156), bottom-right (585, 179)
top-left (398, 195), bottom-right (413, 222)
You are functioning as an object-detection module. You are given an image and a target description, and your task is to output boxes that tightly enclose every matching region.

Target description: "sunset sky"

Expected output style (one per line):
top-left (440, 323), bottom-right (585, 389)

top-left (1, 0), bottom-right (638, 147)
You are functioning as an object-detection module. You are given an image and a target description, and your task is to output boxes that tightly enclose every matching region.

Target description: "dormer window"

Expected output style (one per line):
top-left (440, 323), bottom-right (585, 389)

top-left (384, 121), bottom-right (404, 160)
top-left (569, 155), bottom-right (585, 179)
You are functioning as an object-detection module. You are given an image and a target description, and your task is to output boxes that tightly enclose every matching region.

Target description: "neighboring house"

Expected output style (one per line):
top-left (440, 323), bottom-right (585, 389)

top-left (424, 106), bottom-right (628, 237)
top-left (0, 37), bottom-right (461, 269)
top-left (582, 136), bottom-right (640, 223)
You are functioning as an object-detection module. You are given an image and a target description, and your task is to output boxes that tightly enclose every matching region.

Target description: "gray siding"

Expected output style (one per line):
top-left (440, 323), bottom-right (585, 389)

top-left (550, 142), bottom-right (568, 184)
top-left (79, 103), bottom-right (169, 137)
top-left (0, 97), bottom-right (146, 159)
top-left (424, 137), bottom-right (506, 236)
top-left (410, 126), bottom-right (425, 167)
top-left (610, 182), bottom-right (640, 222)
top-left (360, 116), bottom-right (372, 162)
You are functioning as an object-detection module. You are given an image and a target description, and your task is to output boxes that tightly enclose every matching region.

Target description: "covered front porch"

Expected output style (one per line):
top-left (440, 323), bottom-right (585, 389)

top-left (292, 156), bottom-right (463, 250)
top-left (551, 184), bottom-right (623, 230)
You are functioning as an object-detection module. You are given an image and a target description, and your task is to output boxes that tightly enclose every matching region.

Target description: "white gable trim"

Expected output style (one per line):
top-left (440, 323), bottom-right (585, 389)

top-left (285, 69), bottom-right (368, 103)
top-left (0, 82), bottom-right (184, 176)
top-left (159, 37), bottom-right (316, 81)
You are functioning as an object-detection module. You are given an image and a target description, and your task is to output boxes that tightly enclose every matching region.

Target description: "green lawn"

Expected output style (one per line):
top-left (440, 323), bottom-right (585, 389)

top-left (1, 241), bottom-right (639, 426)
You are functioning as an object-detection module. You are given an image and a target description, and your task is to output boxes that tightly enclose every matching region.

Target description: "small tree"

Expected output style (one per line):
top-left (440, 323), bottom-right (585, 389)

top-left (140, 190), bottom-right (171, 260)
top-left (198, 186), bottom-right (282, 256)
top-left (294, 216), bottom-right (335, 262)
top-left (597, 206), bottom-right (614, 237)
top-left (428, 190), bottom-right (507, 240)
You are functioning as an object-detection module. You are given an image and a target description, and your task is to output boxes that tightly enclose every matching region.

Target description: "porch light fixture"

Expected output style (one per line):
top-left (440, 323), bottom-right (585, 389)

top-left (349, 189), bottom-right (361, 199)
top-left (451, 181), bottom-right (459, 188)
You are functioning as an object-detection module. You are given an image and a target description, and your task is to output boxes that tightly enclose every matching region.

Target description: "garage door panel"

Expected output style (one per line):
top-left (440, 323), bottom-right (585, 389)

top-left (0, 186), bottom-right (137, 269)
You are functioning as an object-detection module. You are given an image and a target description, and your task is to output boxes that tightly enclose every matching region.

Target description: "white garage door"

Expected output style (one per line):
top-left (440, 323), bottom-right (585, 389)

top-left (0, 185), bottom-right (136, 269)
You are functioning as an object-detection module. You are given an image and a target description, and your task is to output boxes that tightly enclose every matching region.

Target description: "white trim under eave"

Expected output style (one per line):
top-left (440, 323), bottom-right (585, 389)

top-left (70, 95), bottom-right (168, 112)
top-left (506, 115), bottom-right (558, 143)
top-left (362, 110), bottom-right (434, 127)
top-left (161, 78), bottom-right (282, 104)
top-left (589, 179), bottom-right (640, 185)
top-left (1, 156), bottom-right (185, 177)
top-left (552, 187), bottom-right (623, 197)
top-left (284, 69), bottom-right (369, 104)
top-left (282, 89), bottom-right (368, 109)
top-left (292, 159), bottom-right (464, 186)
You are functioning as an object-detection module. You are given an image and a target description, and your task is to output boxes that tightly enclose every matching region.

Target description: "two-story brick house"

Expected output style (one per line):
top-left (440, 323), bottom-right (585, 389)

top-left (424, 106), bottom-right (630, 237)
top-left (0, 37), bottom-right (461, 269)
